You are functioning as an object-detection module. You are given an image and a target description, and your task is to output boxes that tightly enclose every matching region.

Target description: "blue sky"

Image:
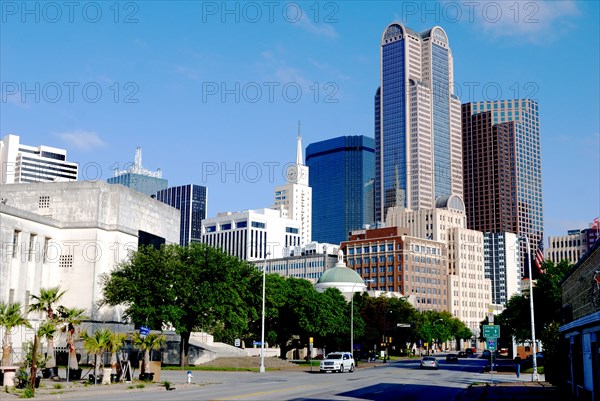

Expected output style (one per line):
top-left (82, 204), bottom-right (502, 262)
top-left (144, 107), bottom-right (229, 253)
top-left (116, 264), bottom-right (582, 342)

top-left (1, 0), bottom-right (598, 241)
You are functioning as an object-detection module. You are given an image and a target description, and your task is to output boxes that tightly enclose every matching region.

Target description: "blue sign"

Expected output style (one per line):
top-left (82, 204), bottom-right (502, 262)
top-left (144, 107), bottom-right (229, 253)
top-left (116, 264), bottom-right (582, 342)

top-left (139, 326), bottom-right (150, 336)
top-left (253, 341), bottom-right (262, 346)
top-left (417, 339), bottom-right (423, 347)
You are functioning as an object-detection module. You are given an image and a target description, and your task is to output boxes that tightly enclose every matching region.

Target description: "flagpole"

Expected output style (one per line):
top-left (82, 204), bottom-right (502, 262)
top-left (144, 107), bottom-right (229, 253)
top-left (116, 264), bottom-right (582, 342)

top-left (523, 235), bottom-right (539, 382)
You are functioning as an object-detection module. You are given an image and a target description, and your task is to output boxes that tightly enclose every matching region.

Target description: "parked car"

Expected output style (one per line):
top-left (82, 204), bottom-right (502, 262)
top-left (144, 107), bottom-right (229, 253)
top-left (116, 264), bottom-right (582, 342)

top-left (481, 350), bottom-right (492, 359)
top-left (457, 351), bottom-right (468, 358)
top-left (319, 352), bottom-right (355, 373)
top-left (420, 356), bottom-right (439, 370)
top-left (465, 347), bottom-right (476, 355)
top-left (445, 353), bottom-right (459, 362)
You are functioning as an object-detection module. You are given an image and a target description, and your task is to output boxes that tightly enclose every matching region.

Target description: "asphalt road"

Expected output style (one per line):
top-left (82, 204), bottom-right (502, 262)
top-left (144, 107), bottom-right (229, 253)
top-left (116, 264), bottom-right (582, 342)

top-left (31, 356), bottom-right (538, 401)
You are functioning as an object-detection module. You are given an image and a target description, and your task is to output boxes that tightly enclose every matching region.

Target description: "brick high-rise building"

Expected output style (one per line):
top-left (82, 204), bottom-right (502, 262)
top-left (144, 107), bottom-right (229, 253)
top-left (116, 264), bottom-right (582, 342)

top-left (462, 99), bottom-right (543, 277)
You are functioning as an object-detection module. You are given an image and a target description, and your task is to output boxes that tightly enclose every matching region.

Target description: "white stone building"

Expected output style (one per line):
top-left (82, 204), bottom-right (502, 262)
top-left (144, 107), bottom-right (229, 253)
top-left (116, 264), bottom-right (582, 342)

top-left (483, 232), bottom-right (521, 306)
top-left (0, 181), bottom-right (180, 322)
top-left (0, 134), bottom-right (78, 184)
top-left (252, 242), bottom-right (339, 283)
top-left (200, 208), bottom-right (301, 261)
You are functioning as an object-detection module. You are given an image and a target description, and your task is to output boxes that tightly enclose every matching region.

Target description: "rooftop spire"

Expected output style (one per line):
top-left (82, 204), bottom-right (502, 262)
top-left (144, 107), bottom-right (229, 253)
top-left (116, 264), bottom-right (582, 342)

top-left (296, 121), bottom-right (303, 165)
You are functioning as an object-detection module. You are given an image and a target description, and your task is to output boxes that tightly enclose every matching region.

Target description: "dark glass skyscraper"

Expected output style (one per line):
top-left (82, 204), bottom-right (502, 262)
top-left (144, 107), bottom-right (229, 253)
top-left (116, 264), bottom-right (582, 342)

top-left (306, 135), bottom-right (375, 244)
top-left (462, 99), bottom-right (543, 278)
top-left (156, 184), bottom-right (207, 246)
top-left (375, 24), bottom-right (463, 223)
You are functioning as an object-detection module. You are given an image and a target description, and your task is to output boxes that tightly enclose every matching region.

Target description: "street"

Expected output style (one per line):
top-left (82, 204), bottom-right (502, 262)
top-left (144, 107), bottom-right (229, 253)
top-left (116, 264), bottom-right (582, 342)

top-left (32, 356), bottom-right (537, 401)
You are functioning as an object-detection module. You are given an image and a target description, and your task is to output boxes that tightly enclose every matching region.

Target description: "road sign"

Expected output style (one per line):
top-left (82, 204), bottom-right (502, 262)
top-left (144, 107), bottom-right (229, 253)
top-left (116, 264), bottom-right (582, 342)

top-left (483, 325), bottom-right (500, 338)
top-left (139, 326), bottom-right (150, 338)
top-left (486, 338), bottom-right (497, 351)
top-left (234, 338), bottom-right (241, 347)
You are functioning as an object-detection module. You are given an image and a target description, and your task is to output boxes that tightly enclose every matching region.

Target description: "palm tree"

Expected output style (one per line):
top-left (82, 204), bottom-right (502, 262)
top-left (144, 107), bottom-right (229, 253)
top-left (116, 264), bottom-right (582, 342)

top-left (108, 332), bottom-right (127, 376)
top-left (37, 321), bottom-right (57, 371)
top-left (132, 332), bottom-right (166, 376)
top-left (29, 286), bottom-right (66, 369)
top-left (0, 302), bottom-right (32, 366)
top-left (80, 329), bottom-right (111, 382)
top-left (29, 286), bottom-right (66, 320)
top-left (58, 306), bottom-right (87, 371)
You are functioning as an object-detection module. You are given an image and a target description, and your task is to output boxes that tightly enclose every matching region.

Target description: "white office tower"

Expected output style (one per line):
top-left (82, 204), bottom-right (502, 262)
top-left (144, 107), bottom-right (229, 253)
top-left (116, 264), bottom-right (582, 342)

top-left (273, 127), bottom-right (312, 245)
top-left (0, 134), bottom-right (78, 183)
top-left (386, 195), bottom-right (491, 341)
top-left (483, 232), bottom-right (521, 306)
top-left (200, 208), bottom-right (301, 261)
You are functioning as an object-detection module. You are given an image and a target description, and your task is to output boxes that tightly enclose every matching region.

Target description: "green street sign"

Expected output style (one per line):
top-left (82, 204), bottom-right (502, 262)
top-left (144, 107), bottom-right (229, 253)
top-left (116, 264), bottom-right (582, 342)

top-left (486, 338), bottom-right (497, 351)
top-left (483, 325), bottom-right (500, 338)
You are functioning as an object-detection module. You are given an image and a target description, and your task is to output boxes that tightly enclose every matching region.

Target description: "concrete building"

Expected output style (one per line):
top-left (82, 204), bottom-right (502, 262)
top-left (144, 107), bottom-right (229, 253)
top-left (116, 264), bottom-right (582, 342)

top-left (546, 223), bottom-right (599, 265)
top-left (0, 134), bottom-right (78, 184)
top-left (483, 232), bottom-right (521, 306)
top-left (156, 184), bottom-right (208, 246)
top-left (252, 242), bottom-right (339, 284)
top-left (462, 99), bottom-right (543, 278)
top-left (273, 130), bottom-right (312, 245)
top-left (0, 181), bottom-right (180, 323)
top-left (385, 195), bottom-right (491, 338)
top-left (341, 227), bottom-right (448, 312)
top-left (200, 208), bottom-right (301, 261)
top-left (306, 135), bottom-right (375, 244)
top-left (559, 240), bottom-right (600, 400)
top-left (374, 23), bottom-right (463, 222)
top-left (107, 147), bottom-right (167, 197)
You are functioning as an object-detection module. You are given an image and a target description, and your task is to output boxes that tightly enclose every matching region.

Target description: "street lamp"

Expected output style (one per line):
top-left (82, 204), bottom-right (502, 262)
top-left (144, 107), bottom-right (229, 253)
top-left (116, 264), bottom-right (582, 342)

top-left (519, 235), bottom-right (539, 382)
top-left (259, 251), bottom-right (271, 373)
top-left (351, 279), bottom-right (374, 359)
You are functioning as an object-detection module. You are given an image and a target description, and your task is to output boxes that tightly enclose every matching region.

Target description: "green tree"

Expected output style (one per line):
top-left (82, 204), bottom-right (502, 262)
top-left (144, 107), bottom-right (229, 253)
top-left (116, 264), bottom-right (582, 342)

top-left (108, 332), bottom-right (127, 376)
top-left (132, 332), bottom-right (166, 375)
top-left (80, 329), bottom-right (112, 381)
top-left (58, 306), bottom-right (87, 370)
top-left (37, 321), bottom-right (58, 369)
top-left (28, 286), bottom-right (66, 369)
top-left (100, 243), bottom-right (260, 367)
top-left (0, 302), bottom-right (32, 366)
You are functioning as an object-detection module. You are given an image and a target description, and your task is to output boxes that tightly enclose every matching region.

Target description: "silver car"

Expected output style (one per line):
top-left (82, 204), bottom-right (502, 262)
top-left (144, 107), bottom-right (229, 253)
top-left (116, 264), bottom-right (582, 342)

top-left (420, 356), bottom-right (439, 370)
top-left (319, 352), bottom-right (355, 373)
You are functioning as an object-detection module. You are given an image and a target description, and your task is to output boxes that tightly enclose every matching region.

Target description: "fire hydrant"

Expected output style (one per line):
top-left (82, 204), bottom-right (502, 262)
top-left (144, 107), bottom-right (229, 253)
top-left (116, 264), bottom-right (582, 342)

top-left (186, 371), bottom-right (193, 384)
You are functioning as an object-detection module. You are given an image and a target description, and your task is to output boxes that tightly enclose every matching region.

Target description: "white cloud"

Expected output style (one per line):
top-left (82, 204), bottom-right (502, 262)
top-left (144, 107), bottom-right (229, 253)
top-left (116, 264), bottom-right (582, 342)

top-left (468, 0), bottom-right (580, 43)
top-left (55, 130), bottom-right (106, 151)
top-left (293, 12), bottom-right (339, 38)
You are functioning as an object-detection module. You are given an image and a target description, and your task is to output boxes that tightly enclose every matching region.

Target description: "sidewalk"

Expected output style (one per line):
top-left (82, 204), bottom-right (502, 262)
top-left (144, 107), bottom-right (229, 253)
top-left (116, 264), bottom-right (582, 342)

top-left (455, 380), bottom-right (562, 401)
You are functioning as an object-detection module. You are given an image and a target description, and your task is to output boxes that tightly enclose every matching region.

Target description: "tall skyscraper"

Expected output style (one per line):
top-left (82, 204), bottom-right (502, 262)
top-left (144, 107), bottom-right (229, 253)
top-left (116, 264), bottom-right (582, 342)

top-left (156, 184), bottom-right (207, 246)
top-left (374, 23), bottom-right (463, 223)
top-left (0, 134), bottom-right (78, 183)
top-left (107, 147), bottom-right (168, 197)
top-left (462, 99), bottom-right (543, 277)
top-left (273, 128), bottom-right (312, 245)
top-left (306, 135), bottom-right (375, 244)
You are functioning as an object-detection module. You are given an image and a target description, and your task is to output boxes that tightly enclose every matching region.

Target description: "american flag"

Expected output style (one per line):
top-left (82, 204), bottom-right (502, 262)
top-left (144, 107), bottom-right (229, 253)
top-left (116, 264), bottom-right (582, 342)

top-left (533, 238), bottom-right (544, 273)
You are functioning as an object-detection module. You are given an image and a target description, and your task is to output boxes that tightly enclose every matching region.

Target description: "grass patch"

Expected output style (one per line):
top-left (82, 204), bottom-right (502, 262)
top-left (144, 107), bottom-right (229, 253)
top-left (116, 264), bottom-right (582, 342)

top-left (136, 383), bottom-right (145, 389)
top-left (19, 387), bottom-right (35, 398)
top-left (53, 383), bottom-right (64, 389)
top-left (50, 391), bottom-right (64, 395)
top-left (162, 381), bottom-right (172, 390)
top-left (522, 366), bottom-right (545, 374)
top-left (290, 360), bottom-right (321, 367)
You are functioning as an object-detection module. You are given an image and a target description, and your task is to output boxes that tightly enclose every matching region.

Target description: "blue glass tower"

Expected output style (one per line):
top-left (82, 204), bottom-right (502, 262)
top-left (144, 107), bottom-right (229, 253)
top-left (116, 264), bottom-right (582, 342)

top-left (375, 24), bottom-right (463, 223)
top-left (156, 184), bottom-right (207, 246)
top-left (306, 135), bottom-right (375, 244)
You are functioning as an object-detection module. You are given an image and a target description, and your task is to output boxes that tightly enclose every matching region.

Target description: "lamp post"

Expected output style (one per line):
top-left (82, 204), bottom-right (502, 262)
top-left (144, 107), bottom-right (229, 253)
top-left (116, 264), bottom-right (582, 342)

top-left (351, 279), bottom-right (374, 360)
top-left (259, 251), bottom-right (271, 373)
top-left (520, 235), bottom-right (539, 382)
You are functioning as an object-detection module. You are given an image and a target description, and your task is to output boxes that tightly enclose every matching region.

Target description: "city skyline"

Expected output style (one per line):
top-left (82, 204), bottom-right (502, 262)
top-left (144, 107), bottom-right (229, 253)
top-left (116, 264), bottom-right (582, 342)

top-left (1, 1), bottom-right (598, 240)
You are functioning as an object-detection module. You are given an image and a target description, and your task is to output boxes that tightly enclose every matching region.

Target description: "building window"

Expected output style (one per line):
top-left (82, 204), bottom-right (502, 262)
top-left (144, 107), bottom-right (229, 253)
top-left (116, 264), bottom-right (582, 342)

top-left (251, 221), bottom-right (265, 229)
top-left (43, 238), bottom-right (51, 263)
top-left (236, 221), bottom-right (247, 228)
top-left (39, 196), bottom-right (50, 208)
top-left (12, 230), bottom-right (20, 258)
top-left (28, 234), bottom-right (36, 262)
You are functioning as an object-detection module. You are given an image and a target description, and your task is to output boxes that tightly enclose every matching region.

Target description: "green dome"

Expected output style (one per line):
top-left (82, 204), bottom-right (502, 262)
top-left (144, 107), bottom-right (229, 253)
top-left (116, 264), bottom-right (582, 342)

top-left (317, 264), bottom-right (364, 285)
